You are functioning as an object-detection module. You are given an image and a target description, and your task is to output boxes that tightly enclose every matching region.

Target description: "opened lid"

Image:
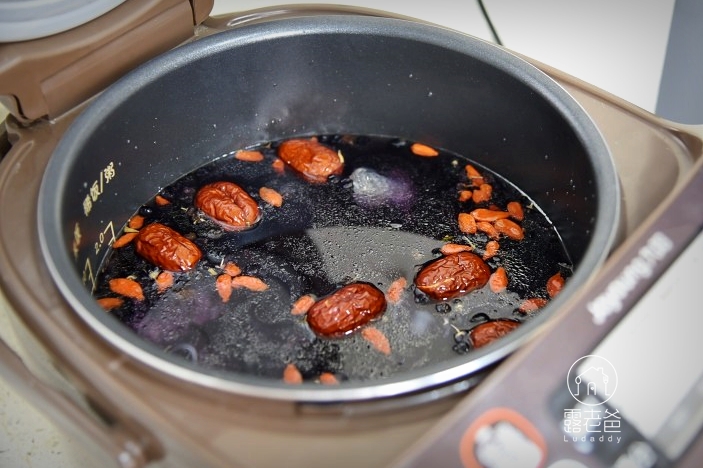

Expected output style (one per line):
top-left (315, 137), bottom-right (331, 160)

top-left (0, 0), bottom-right (126, 42)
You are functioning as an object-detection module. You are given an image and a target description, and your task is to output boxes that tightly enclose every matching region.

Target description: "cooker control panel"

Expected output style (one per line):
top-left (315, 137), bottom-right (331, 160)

top-left (390, 157), bottom-right (703, 468)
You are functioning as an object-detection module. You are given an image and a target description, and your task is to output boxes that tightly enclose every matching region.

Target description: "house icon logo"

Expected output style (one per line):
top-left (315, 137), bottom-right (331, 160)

top-left (566, 355), bottom-right (618, 406)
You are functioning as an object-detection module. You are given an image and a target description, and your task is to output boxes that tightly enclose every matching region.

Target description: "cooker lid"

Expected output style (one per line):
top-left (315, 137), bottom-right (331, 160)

top-left (0, 0), bottom-right (127, 42)
top-left (0, 0), bottom-right (214, 122)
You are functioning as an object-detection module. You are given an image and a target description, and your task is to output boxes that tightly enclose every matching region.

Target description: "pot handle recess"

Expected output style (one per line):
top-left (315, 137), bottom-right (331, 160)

top-left (201, 4), bottom-right (424, 32)
top-left (667, 122), bottom-right (703, 158)
top-left (0, 335), bottom-right (151, 468)
top-left (0, 0), bottom-right (214, 124)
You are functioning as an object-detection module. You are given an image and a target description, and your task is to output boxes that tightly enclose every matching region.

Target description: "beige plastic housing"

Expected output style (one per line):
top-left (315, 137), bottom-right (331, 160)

top-left (0, 5), bottom-right (701, 468)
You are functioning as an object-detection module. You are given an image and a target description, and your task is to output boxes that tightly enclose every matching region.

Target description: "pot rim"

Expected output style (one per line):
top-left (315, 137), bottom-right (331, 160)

top-left (37, 14), bottom-right (620, 403)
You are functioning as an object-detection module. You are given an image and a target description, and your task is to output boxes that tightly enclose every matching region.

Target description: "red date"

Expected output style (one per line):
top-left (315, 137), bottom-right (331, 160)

top-left (135, 223), bottom-right (202, 271)
top-left (414, 251), bottom-right (491, 300)
top-left (277, 138), bottom-right (344, 183)
top-left (306, 282), bottom-right (386, 337)
top-left (194, 181), bottom-right (260, 230)
top-left (469, 319), bottom-right (520, 348)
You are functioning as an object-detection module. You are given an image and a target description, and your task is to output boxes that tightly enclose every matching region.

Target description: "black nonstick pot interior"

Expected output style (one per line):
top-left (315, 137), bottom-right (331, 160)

top-left (38, 15), bottom-right (619, 402)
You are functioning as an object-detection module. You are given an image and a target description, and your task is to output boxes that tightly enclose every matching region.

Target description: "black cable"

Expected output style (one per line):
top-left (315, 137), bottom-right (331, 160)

top-left (476, 0), bottom-right (503, 46)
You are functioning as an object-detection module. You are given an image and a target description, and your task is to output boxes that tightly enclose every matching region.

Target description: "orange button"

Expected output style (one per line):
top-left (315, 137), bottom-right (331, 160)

top-left (459, 407), bottom-right (547, 468)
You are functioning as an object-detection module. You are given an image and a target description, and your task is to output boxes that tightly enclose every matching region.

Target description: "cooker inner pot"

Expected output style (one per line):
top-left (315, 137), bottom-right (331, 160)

top-left (38, 16), bottom-right (618, 399)
top-left (93, 134), bottom-right (573, 383)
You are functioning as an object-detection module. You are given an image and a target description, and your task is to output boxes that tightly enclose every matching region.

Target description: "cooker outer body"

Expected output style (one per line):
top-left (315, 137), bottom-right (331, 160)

top-left (2, 12), bottom-right (698, 468)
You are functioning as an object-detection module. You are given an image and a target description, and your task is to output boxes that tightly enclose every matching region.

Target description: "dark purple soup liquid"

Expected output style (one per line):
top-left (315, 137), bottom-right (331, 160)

top-left (94, 135), bottom-right (572, 383)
